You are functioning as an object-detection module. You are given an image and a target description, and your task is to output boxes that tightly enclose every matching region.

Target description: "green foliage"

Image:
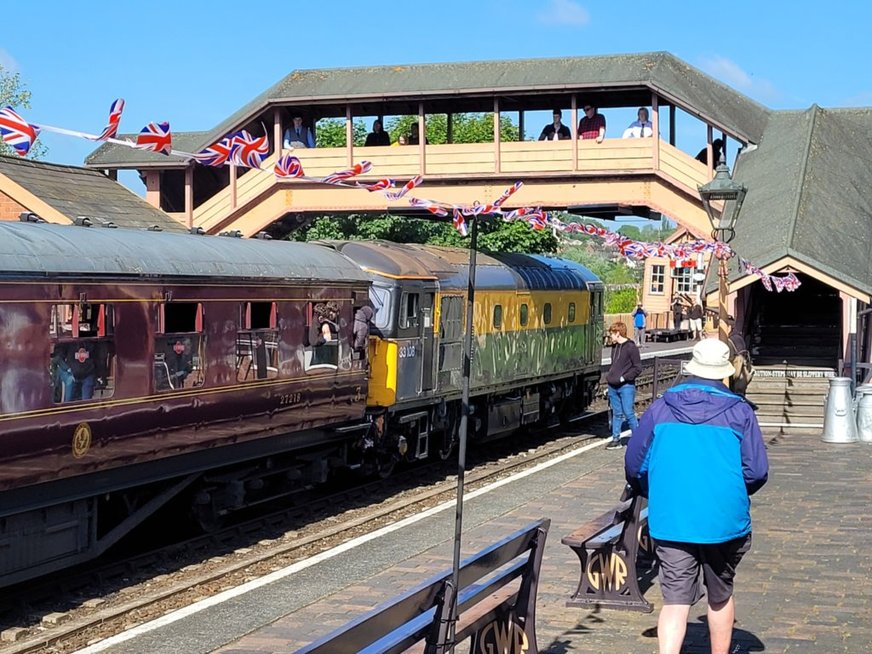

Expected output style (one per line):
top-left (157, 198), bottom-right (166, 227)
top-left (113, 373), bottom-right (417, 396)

top-left (0, 65), bottom-right (47, 159)
top-left (293, 213), bottom-right (557, 254)
top-left (386, 113), bottom-right (519, 144)
top-left (315, 118), bottom-right (367, 148)
top-left (606, 287), bottom-right (639, 313)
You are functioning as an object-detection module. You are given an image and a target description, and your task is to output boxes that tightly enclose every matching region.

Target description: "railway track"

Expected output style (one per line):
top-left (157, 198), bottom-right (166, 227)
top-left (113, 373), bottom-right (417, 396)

top-left (0, 358), bottom-right (684, 654)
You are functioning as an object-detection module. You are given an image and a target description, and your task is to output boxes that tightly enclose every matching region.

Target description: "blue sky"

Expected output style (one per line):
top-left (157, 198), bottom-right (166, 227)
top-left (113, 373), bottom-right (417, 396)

top-left (2, 0), bottom-right (870, 182)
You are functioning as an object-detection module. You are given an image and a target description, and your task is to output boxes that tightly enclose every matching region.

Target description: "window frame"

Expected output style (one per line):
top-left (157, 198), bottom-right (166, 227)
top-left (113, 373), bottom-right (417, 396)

top-left (649, 264), bottom-right (666, 295)
top-left (543, 303), bottom-right (552, 325)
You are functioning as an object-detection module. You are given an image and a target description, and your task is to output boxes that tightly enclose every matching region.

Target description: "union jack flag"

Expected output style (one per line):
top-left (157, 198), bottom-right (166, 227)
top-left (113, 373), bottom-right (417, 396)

top-left (135, 121), bottom-right (172, 155)
top-left (322, 161), bottom-right (372, 185)
top-left (230, 130), bottom-right (269, 168)
top-left (0, 106), bottom-right (40, 156)
top-left (384, 174), bottom-right (423, 200)
top-left (191, 136), bottom-right (234, 167)
top-left (274, 154), bottom-right (305, 178)
top-left (492, 181), bottom-right (523, 207)
top-left (358, 178), bottom-right (394, 192)
top-left (94, 99), bottom-right (125, 141)
top-left (452, 209), bottom-right (468, 237)
top-left (408, 197), bottom-right (448, 216)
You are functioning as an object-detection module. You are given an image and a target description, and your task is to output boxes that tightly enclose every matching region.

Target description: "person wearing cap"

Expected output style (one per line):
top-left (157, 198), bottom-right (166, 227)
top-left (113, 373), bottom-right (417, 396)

top-left (625, 338), bottom-right (768, 654)
top-left (577, 104), bottom-right (606, 142)
top-left (538, 109), bottom-right (571, 141)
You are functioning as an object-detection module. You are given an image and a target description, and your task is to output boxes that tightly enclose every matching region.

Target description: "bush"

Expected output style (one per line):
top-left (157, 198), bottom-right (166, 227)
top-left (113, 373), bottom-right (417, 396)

top-left (606, 287), bottom-right (638, 313)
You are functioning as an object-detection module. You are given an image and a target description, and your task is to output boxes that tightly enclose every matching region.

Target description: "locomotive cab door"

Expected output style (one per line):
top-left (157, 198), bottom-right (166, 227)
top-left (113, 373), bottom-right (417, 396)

top-left (420, 292), bottom-right (435, 392)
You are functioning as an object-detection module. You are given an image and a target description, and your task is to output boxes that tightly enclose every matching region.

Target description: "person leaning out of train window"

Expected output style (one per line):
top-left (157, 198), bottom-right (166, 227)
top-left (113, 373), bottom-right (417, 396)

top-left (353, 306), bottom-right (375, 360)
top-left (166, 338), bottom-right (194, 389)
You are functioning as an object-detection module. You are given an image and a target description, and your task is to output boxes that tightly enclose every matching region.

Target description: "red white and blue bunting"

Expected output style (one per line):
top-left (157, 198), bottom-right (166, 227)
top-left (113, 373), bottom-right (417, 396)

top-left (0, 100), bottom-right (799, 292)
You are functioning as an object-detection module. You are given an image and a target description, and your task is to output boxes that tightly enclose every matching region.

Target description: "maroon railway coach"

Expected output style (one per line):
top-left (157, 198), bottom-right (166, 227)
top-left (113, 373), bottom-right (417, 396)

top-left (0, 221), bottom-right (371, 587)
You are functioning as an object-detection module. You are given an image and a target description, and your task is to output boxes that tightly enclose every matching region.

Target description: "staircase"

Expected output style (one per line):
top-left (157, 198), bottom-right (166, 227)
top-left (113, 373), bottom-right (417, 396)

top-left (746, 365), bottom-right (833, 435)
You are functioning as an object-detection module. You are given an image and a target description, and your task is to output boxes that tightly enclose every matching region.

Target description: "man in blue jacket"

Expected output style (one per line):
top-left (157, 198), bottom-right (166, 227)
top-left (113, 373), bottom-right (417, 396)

top-left (625, 338), bottom-right (768, 654)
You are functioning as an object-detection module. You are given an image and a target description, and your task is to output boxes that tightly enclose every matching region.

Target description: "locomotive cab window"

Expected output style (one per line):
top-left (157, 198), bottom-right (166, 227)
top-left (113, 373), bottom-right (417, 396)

top-left (237, 302), bottom-right (279, 382)
top-left (154, 302), bottom-right (205, 392)
top-left (568, 302), bottom-right (576, 323)
top-left (543, 303), bottom-right (552, 325)
top-left (50, 303), bottom-right (116, 403)
top-left (493, 305), bottom-right (503, 329)
top-left (305, 301), bottom-right (340, 370)
top-left (399, 292), bottom-right (419, 329)
top-left (520, 303), bottom-right (529, 327)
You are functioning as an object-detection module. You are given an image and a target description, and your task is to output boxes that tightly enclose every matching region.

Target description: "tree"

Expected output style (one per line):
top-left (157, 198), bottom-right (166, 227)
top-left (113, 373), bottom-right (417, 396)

top-left (293, 213), bottom-right (557, 254)
top-left (0, 64), bottom-right (47, 159)
top-left (386, 113), bottom-right (519, 144)
top-left (314, 118), bottom-right (367, 148)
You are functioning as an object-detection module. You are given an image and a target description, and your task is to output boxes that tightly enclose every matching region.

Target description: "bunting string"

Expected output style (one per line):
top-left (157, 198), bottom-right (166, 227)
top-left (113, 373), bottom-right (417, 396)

top-left (0, 99), bottom-right (799, 291)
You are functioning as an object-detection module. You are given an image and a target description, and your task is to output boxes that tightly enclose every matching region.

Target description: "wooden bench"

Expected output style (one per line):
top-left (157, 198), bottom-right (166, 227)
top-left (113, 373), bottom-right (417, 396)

top-left (562, 491), bottom-right (654, 613)
top-left (296, 519), bottom-right (549, 654)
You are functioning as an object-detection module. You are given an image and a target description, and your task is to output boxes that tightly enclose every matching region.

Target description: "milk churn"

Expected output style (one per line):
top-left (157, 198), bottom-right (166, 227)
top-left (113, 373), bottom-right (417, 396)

top-left (854, 384), bottom-right (872, 443)
top-left (821, 377), bottom-right (858, 443)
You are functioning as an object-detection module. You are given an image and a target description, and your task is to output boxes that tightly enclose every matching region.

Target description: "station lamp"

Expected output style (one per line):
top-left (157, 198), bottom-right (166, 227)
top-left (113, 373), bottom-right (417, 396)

top-left (697, 155), bottom-right (747, 342)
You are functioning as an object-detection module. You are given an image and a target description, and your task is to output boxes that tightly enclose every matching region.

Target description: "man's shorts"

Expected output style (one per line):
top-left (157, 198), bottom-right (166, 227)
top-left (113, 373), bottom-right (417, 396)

top-left (654, 534), bottom-right (752, 606)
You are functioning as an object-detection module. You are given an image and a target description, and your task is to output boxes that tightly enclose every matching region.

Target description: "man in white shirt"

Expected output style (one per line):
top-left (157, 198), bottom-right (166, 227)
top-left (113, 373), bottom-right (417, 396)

top-left (622, 107), bottom-right (654, 139)
top-left (283, 115), bottom-right (316, 149)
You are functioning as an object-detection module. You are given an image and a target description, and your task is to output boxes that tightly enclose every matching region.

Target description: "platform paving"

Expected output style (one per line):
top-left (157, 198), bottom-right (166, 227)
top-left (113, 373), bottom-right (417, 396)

top-left (78, 427), bottom-right (872, 654)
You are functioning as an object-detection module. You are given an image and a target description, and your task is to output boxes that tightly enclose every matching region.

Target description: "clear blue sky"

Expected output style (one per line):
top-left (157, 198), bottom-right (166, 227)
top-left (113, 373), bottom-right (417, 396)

top-left (3, 0), bottom-right (870, 176)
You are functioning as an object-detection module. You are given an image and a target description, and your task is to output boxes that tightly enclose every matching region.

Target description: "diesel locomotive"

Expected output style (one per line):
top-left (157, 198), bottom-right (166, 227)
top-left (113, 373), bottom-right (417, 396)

top-left (0, 221), bottom-right (602, 588)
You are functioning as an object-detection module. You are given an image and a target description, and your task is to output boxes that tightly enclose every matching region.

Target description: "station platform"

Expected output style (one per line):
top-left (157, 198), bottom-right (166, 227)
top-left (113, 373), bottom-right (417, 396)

top-left (76, 428), bottom-right (871, 654)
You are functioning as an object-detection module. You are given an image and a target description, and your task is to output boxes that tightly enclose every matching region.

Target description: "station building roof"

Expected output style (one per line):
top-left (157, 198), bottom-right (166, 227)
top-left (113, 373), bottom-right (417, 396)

top-left (721, 106), bottom-right (872, 297)
top-left (85, 51), bottom-right (770, 168)
top-left (0, 155), bottom-right (186, 232)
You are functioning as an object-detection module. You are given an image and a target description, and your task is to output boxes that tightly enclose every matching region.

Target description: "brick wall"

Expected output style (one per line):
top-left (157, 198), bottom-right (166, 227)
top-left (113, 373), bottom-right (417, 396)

top-left (0, 190), bottom-right (27, 221)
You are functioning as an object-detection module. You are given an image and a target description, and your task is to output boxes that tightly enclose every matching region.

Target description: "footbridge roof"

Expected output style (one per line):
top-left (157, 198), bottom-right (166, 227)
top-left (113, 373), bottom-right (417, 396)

top-left (86, 51), bottom-right (770, 168)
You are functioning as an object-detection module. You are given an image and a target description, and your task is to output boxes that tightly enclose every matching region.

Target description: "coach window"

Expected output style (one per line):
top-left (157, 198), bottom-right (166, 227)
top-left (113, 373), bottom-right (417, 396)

top-left (50, 303), bottom-right (116, 403)
top-left (568, 302), bottom-right (576, 323)
top-left (543, 303), bottom-right (552, 325)
top-left (237, 301), bottom-right (279, 382)
top-left (305, 301), bottom-right (340, 370)
top-left (154, 302), bottom-right (205, 391)
top-left (493, 305), bottom-right (503, 329)
top-left (519, 303), bottom-right (529, 327)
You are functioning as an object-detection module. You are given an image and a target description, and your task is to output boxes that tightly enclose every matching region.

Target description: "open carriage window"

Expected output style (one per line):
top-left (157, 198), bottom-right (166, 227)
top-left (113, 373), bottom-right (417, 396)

top-left (236, 302), bottom-right (279, 382)
top-left (154, 302), bottom-right (205, 392)
top-left (49, 303), bottom-right (116, 403)
top-left (304, 301), bottom-right (340, 370)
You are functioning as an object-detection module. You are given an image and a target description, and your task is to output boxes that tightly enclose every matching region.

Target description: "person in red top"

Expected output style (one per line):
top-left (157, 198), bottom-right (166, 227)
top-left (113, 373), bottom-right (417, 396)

top-left (578, 104), bottom-right (606, 142)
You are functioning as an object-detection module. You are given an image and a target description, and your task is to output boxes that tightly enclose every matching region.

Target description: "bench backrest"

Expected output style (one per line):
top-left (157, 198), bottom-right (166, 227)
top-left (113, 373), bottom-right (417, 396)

top-left (295, 518), bottom-right (550, 654)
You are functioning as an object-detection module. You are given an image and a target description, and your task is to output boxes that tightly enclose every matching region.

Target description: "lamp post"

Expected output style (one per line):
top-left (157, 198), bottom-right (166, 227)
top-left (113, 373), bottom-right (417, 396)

top-left (698, 156), bottom-right (747, 343)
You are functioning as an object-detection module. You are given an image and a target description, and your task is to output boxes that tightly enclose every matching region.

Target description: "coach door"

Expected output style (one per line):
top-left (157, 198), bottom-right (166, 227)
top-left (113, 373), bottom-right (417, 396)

top-left (421, 292), bottom-right (435, 392)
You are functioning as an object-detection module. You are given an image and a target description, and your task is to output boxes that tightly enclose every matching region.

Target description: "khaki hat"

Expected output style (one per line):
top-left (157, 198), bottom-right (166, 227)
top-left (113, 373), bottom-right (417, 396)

top-left (684, 338), bottom-right (735, 380)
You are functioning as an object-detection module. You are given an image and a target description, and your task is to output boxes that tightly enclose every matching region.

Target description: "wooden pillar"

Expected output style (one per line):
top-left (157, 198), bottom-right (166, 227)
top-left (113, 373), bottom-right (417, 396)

top-left (447, 113), bottom-right (453, 144)
top-left (230, 162), bottom-right (238, 210)
top-left (669, 106), bottom-right (676, 146)
top-left (418, 102), bottom-right (426, 174)
top-left (274, 108), bottom-right (283, 157)
top-left (493, 97), bottom-right (501, 174)
top-left (722, 130), bottom-right (728, 163)
top-left (145, 170), bottom-right (161, 208)
top-left (571, 94), bottom-right (578, 171)
top-left (346, 106), bottom-right (354, 166)
top-left (518, 111), bottom-right (525, 141)
top-left (651, 93), bottom-right (660, 170)
top-left (184, 165), bottom-right (193, 229)
top-left (706, 125), bottom-right (714, 174)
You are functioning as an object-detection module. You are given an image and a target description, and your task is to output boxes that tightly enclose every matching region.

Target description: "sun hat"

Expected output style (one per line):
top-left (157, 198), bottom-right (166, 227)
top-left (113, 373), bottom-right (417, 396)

top-left (684, 338), bottom-right (735, 380)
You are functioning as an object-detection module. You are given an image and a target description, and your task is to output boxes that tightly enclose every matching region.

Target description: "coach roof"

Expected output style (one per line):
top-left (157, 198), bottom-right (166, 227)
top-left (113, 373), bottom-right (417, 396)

top-left (0, 222), bottom-right (368, 282)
